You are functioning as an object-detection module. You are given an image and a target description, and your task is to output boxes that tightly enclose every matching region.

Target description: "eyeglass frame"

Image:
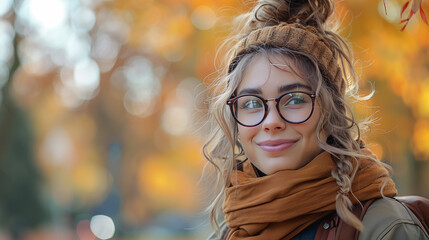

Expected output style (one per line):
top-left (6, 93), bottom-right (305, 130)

top-left (226, 91), bottom-right (316, 127)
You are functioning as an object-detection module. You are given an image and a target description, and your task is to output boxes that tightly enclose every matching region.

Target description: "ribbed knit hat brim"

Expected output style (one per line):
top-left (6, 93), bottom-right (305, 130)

top-left (229, 23), bottom-right (345, 95)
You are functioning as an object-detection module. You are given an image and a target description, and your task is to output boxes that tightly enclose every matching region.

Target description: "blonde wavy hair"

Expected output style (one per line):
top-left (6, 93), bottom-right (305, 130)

top-left (201, 0), bottom-right (392, 235)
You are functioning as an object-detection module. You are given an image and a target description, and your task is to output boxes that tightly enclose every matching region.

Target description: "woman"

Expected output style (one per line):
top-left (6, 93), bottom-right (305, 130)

top-left (202, 0), bottom-right (428, 239)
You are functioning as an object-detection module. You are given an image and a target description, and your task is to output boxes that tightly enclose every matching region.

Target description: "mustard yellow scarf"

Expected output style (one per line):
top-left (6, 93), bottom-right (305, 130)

top-left (223, 149), bottom-right (397, 240)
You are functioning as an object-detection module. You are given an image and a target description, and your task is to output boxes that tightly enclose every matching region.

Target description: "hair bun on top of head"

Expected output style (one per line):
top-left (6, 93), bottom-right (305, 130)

top-left (249, 0), bottom-right (335, 30)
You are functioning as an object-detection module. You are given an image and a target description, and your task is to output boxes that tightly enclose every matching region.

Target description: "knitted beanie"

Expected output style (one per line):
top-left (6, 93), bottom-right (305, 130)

top-left (229, 23), bottom-right (345, 95)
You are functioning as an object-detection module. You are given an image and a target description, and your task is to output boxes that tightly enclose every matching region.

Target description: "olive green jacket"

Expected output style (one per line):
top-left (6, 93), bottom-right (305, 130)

top-left (358, 197), bottom-right (428, 240)
top-left (208, 197), bottom-right (429, 240)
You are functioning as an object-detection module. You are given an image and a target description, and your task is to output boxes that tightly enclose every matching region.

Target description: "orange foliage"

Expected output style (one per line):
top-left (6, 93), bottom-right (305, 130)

top-left (138, 153), bottom-right (199, 212)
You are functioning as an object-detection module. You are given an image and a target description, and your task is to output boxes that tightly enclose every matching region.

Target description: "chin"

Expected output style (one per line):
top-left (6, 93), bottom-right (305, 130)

top-left (261, 158), bottom-right (301, 174)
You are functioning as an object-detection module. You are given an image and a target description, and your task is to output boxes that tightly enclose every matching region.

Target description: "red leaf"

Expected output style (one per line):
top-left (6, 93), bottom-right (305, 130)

top-left (409, 9), bottom-right (415, 19)
top-left (401, 23), bottom-right (408, 31)
top-left (400, 19), bottom-right (409, 24)
top-left (383, 0), bottom-right (388, 14)
top-left (421, 6), bottom-right (429, 25)
top-left (401, 1), bottom-right (410, 18)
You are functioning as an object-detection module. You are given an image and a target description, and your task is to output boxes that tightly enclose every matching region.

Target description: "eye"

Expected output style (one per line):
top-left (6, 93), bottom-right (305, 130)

top-left (242, 99), bottom-right (263, 109)
top-left (287, 95), bottom-right (307, 105)
top-left (236, 96), bottom-right (264, 110)
top-left (280, 93), bottom-right (310, 109)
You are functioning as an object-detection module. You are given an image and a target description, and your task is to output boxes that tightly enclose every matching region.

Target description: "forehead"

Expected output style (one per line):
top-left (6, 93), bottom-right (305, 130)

top-left (237, 54), bottom-right (309, 93)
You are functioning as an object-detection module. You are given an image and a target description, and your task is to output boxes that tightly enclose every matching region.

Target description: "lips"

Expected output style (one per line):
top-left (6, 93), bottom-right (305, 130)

top-left (256, 139), bottom-right (297, 153)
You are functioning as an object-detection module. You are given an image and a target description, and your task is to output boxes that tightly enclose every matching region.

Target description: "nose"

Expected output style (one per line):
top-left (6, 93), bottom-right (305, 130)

top-left (262, 102), bottom-right (286, 132)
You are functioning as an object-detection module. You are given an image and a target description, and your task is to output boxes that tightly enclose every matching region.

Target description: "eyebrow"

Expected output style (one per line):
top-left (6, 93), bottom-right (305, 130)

top-left (278, 83), bottom-right (312, 93)
top-left (237, 83), bottom-right (312, 95)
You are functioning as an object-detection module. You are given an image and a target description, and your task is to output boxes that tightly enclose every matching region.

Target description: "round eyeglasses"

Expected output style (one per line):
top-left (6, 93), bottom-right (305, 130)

top-left (226, 91), bottom-right (316, 127)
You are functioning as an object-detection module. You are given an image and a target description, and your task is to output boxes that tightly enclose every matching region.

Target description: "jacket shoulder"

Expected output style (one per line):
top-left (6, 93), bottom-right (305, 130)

top-left (359, 197), bottom-right (429, 240)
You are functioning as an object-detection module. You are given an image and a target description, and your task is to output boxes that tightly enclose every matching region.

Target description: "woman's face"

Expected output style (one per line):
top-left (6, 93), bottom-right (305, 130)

top-left (236, 54), bottom-right (322, 175)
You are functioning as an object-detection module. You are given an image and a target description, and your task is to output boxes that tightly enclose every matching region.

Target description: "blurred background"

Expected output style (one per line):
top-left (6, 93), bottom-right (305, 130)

top-left (0, 0), bottom-right (428, 239)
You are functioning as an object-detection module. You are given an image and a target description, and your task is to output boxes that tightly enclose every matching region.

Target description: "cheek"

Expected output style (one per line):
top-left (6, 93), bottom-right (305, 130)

top-left (238, 126), bottom-right (258, 144)
top-left (237, 126), bottom-right (258, 160)
top-left (304, 107), bottom-right (321, 139)
top-left (296, 106), bottom-right (320, 138)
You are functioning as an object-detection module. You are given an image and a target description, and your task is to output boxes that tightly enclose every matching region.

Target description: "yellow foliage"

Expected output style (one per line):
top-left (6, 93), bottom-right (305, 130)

top-left (72, 160), bottom-right (109, 205)
top-left (418, 79), bottom-right (429, 117)
top-left (413, 120), bottom-right (429, 160)
top-left (138, 154), bottom-right (198, 211)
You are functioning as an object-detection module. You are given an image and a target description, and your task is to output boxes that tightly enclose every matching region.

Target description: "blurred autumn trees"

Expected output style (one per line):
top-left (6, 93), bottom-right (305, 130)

top-left (0, 0), bottom-right (428, 239)
top-left (346, 0), bottom-right (429, 195)
top-left (0, 5), bottom-right (48, 238)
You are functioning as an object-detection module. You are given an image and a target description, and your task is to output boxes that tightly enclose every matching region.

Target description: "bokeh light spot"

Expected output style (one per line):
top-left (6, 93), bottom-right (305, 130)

top-left (123, 90), bottom-right (155, 117)
top-left (161, 106), bottom-right (189, 135)
top-left (66, 34), bottom-right (91, 65)
top-left (42, 128), bottom-right (74, 166)
top-left (0, 23), bottom-right (14, 62)
top-left (71, 7), bottom-right (96, 33)
top-left (191, 6), bottom-right (216, 30)
top-left (0, 20), bottom-right (14, 55)
top-left (73, 58), bottom-right (100, 99)
top-left (0, 0), bottom-right (13, 17)
top-left (19, 38), bottom-right (56, 75)
top-left (90, 215), bottom-right (115, 240)
top-left (58, 67), bottom-right (85, 108)
top-left (163, 49), bottom-right (185, 62)
top-left (24, 0), bottom-right (67, 30)
top-left (92, 32), bottom-right (120, 61)
top-left (121, 56), bottom-right (161, 117)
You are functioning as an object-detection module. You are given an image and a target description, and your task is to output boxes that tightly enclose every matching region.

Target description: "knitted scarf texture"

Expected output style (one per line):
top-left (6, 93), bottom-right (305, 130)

top-left (222, 150), bottom-right (397, 240)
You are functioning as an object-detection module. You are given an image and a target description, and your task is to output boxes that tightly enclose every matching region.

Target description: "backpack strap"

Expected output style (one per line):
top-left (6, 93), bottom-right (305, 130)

top-left (314, 198), bottom-right (376, 240)
top-left (316, 196), bottom-right (429, 240)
